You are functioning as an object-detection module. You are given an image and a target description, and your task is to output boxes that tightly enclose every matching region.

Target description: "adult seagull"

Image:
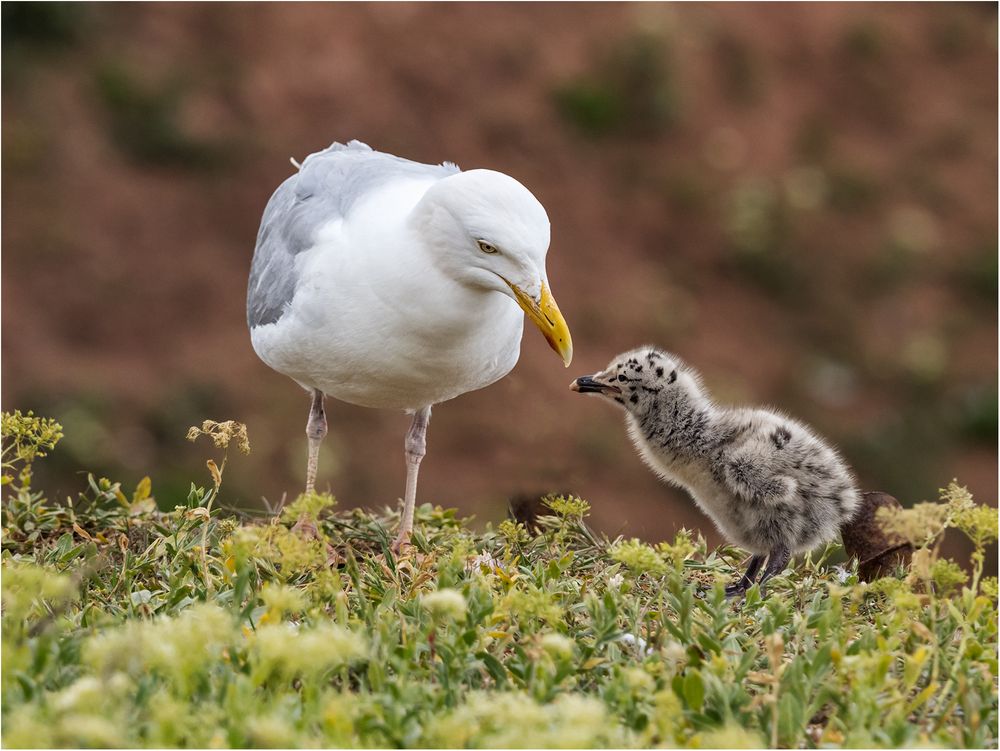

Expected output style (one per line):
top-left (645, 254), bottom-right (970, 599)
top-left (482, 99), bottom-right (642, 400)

top-left (247, 141), bottom-right (573, 550)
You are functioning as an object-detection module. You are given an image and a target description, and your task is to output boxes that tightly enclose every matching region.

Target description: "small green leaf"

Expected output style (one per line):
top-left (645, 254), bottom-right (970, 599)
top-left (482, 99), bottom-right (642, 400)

top-left (53, 532), bottom-right (73, 559)
top-left (778, 692), bottom-right (804, 745)
top-left (478, 652), bottom-right (508, 687)
top-left (683, 669), bottom-right (705, 711)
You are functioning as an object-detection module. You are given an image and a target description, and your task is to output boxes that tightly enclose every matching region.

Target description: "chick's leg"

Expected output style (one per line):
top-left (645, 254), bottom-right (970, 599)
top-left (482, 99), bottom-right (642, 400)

top-left (305, 389), bottom-right (327, 494)
top-left (757, 546), bottom-right (791, 596)
top-left (392, 406), bottom-right (431, 553)
top-left (724, 554), bottom-right (765, 598)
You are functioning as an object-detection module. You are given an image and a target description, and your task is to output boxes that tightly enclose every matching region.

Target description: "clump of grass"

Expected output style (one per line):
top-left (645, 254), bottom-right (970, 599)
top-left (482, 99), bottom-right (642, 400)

top-left (554, 32), bottom-right (681, 138)
top-left (95, 64), bottom-right (228, 169)
top-left (1, 2), bottom-right (85, 49)
top-left (795, 114), bottom-right (834, 161)
top-left (721, 177), bottom-right (806, 299)
top-left (955, 385), bottom-right (998, 446)
top-left (927, 10), bottom-right (977, 61)
top-left (1, 412), bottom-right (997, 748)
top-left (840, 21), bottom-right (886, 65)
top-left (712, 32), bottom-right (763, 107)
top-left (878, 480), bottom-right (998, 595)
top-left (826, 165), bottom-right (881, 214)
top-left (959, 240), bottom-right (1000, 304)
top-left (1, 410), bottom-right (63, 487)
top-left (836, 20), bottom-right (902, 129)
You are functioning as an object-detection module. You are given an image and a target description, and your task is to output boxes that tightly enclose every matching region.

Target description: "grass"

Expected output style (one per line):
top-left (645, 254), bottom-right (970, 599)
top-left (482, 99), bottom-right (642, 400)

top-left (554, 32), bottom-right (681, 139)
top-left (1, 2), bottom-right (85, 49)
top-left (712, 32), bottom-right (763, 108)
top-left (2, 412), bottom-right (998, 748)
top-left (95, 64), bottom-right (229, 169)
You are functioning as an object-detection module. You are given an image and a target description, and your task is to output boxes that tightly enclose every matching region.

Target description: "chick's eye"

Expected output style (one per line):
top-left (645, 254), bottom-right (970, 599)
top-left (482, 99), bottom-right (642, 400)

top-left (477, 240), bottom-right (499, 255)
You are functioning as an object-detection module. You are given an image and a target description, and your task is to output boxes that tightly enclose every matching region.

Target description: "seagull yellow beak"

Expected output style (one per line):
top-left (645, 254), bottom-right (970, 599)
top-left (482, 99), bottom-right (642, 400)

top-left (505, 281), bottom-right (573, 367)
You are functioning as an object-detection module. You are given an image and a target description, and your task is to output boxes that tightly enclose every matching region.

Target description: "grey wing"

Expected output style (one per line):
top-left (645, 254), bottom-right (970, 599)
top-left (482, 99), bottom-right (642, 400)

top-left (246, 140), bottom-right (460, 328)
top-left (247, 174), bottom-right (304, 328)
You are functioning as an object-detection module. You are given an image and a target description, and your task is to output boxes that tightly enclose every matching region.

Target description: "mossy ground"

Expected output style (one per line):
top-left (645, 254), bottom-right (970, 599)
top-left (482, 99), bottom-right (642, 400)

top-left (2, 414), bottom-right (997, 748)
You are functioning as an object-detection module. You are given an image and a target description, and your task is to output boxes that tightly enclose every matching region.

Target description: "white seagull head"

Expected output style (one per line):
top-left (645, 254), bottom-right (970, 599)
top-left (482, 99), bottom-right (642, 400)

top-left (412, 169), bottom-right (572, 366)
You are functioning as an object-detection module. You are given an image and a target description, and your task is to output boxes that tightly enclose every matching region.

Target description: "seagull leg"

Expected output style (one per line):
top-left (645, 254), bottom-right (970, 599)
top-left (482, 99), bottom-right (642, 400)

top-left (305, 389), bottom-right (327, 494)
top-left (756, 546), bottom-right (791, 598)
top-left (392, 406), bottom-right (431, 553)
top-left (724, 554), bottom-right (765, 598)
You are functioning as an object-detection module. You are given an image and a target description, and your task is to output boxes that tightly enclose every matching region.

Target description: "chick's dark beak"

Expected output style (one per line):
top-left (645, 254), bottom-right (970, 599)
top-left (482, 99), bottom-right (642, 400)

top-left (569, 375), bottom-right (619, 395)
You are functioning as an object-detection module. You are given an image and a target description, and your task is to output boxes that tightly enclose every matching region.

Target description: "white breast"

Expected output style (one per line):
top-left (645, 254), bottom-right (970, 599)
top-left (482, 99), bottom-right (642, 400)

top-left (250, 182), bottom-right (526, 410)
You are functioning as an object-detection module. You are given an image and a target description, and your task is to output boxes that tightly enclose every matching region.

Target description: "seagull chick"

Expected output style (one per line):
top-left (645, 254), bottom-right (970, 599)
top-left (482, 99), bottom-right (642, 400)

top-left (571, 346), bottom-right (860, 596)
top-left (248, 141), bottom-right (573, 551)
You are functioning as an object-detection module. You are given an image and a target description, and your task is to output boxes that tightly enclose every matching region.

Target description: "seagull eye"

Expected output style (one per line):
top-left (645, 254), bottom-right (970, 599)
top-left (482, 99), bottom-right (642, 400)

top-left (477, 240), bottom-right (499, 255)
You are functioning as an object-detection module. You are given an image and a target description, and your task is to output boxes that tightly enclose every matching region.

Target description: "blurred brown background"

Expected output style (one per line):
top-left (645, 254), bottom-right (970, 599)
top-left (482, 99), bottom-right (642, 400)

top-left (3, 3), bottom-right (996, 552)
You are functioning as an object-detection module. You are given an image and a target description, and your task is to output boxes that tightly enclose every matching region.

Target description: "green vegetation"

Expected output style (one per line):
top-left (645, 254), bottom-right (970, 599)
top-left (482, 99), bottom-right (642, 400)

top-left (957, 385), bottom-right (999, 446)
top-left (1, 3), bottom-right (85, 49)
top-left (722, 177), bottom-right (802, 299)
top-left (960, 240), bottom-right (1000, 304)
top-left (2, 413), bottom-right (998, 748)
top-left (554, 33), bottom-right (680, 138)
top-left (712, 33), bottom-right (763, 107)
top-left (96, 64), bottom-right (229, 168)
top-left (825, 166), bottom-right (880, 215)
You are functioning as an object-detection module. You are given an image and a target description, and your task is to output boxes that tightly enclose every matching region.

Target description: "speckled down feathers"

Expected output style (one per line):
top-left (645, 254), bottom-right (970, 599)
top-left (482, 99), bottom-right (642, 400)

top-left (606, 347), bottom-right (860, 555)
